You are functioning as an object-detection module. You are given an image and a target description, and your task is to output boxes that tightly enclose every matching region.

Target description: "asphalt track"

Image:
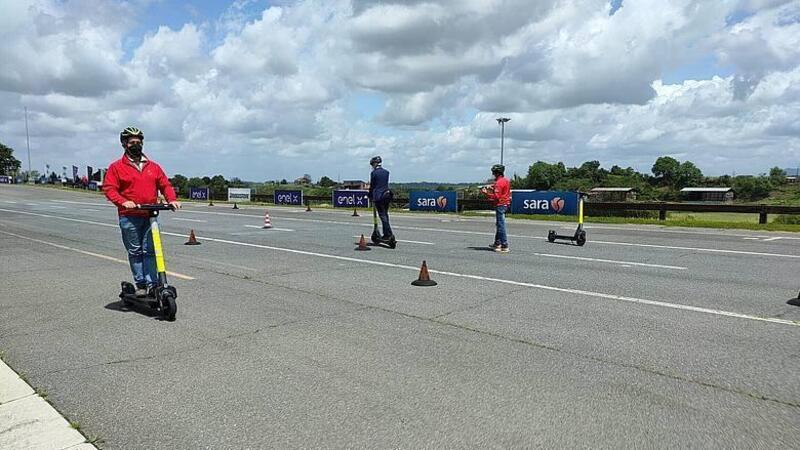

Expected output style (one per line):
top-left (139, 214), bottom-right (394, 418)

top-left (1, 184), bottom-right (799, 448)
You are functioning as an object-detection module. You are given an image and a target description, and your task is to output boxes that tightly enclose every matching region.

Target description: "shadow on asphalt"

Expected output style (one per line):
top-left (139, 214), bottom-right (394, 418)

top-left (787, 297), bottom-right (800, 307)
top-left (105, 300), bottom-right (164, 320)
top-left (546, 240), bottom-right (583, 246)
top-left (466, 246), bottom-right (496, 251)
top-left (365, 242), bottom-right (394, 249)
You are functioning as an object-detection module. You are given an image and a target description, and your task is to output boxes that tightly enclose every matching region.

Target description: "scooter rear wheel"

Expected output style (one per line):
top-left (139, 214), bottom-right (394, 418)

top-left (576, 231), bottom-right (587, 246)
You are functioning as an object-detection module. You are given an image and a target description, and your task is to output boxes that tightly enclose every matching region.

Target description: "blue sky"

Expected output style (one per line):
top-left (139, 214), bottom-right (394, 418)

top-left (1, 0), bottom-right (799, 182)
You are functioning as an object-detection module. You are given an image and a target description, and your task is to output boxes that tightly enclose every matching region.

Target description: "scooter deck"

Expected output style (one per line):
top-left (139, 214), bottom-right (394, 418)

top-left (370, 236), bottom-right (397, 249)
top-left (120, 293), bottom-right (158, 306)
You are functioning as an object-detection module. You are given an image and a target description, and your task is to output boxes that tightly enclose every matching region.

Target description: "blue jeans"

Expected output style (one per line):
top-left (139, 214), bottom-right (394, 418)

top-left (375, 199), bottom-right (393, 238)
top-left (118, 216), bottom-right (157, 288)
top-left (495, 205), bottom-right (508, 247)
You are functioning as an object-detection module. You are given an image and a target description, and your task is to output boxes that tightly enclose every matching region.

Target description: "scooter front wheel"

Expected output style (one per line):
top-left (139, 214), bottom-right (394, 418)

top-left (576, 231), bottom-right (587, 246)
top-left (162, 293), bottom-right (177, 321)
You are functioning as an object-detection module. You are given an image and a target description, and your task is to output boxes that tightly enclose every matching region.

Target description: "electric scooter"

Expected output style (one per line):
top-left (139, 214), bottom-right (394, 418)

top-left (119, 204), bottom-right (178, 321)
top-left (548, 193), bottom-right (587, 246)
top-left (370, 205), bottom-right (397, 249)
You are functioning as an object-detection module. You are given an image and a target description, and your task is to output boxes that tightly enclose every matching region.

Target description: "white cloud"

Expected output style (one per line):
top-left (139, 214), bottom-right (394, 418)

top-left (0, 0), bottom-right (798, 182)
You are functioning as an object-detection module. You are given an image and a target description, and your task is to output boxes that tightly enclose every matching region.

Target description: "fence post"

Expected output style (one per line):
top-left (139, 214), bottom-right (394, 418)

top-left (659, 205), bottom-right (667, 221)
top-left (759, 207), bottom-right (767, 224)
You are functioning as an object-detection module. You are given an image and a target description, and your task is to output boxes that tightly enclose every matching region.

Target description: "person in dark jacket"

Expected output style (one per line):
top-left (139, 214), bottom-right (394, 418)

top-left (368, 156), bottom-right (395, 244)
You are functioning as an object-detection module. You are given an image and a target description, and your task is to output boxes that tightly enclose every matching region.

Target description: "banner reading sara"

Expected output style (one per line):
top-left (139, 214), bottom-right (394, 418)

top-left (510, 191), bottom-right (579, 215)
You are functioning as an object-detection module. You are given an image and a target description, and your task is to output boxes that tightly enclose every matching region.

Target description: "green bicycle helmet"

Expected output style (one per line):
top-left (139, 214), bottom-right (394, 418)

top-left (120, 126), bottom-right (144, 143)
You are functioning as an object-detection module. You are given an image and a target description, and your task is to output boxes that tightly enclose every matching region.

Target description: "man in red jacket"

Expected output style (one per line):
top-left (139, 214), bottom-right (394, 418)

top-left (103, 127), bottom-right (180, 297)
top-left (481, 164), bottom-right (511, 253)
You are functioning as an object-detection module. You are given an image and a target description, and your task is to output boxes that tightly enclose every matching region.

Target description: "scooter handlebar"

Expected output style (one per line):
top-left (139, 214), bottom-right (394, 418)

top-left (136, 203), bottom-right (175, 211)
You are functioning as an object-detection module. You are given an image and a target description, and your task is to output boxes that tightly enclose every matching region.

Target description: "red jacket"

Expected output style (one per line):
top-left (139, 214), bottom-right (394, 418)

top-left (486, 176), bottom-right (511, 207)
top-left (103, 155), bottom-right (177, 217)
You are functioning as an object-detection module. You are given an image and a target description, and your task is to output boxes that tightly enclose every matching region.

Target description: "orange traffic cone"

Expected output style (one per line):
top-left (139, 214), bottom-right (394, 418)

top-left (262, 210), bottom-right (273, 229)
top-left (411, 260), bottom-right (437, 286)
top-left (355, 234), bottom-right (371, 251)
top-left (233, 203), bottom-right (239, 210)
top-left (352, 208), bottom-right (360, 217)
top-left (184, 229), bottom-right (201, 245)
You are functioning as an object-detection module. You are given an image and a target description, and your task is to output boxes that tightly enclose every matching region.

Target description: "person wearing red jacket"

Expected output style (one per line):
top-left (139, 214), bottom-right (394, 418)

top-left (103, 127), bottom-right (181, 297)
top-left (481, 164), bottom-right (511, 253)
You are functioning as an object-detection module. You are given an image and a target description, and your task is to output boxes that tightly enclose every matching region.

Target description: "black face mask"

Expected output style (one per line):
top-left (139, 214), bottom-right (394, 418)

top-left (126, 142), bottom-right (143, 157)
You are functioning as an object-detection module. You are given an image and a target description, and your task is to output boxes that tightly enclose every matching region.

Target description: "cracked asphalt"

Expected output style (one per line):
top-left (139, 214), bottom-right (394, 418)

top-left (1, 184), bottom-right (799, 448)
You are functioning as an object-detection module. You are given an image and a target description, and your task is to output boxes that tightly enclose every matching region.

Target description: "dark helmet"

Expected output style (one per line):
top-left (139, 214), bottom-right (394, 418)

top-left (120, 126), bottom-right (144, 143)
top-left (491, 164), bottom-right (505, 175)
top-left (370, 156), bottom-right (382, 166)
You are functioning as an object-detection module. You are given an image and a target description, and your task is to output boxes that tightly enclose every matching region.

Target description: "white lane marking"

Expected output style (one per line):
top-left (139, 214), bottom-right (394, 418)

top-left (590, 239), bottom-right (800, 259)
top-left (532, 253), bottom-right (687, 270)
top-left (351, 236), bottom-right (435, 245)
top-left (48, 205), bottom-right (66, 209)
top-left (173, 218), bottom-right (207, 223)
top-left (25, 203), bottom-right (39, 206)
top-left (1, 207), bottom-right (796, 327)
top-left (0, 208), bottom-right (118, 228)
top-left (742, 237), bottom-right (761, 240)
top-left (3, 200), bottom-right (17, 203)
top-left (51, 199), bottom-right (111, 207)
top-left (762, 237), bottom-right (782, 241)
top-left (153, 230), bottom-right (798, 328)
top-left (0, 229), bottom-right (194, 280)
top-left (243, 225), bottom-right (295, 232)
top-left (81, 208), bottom-right (101, 212)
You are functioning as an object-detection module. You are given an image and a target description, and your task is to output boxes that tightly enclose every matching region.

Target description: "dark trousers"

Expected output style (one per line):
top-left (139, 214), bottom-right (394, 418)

top-left (375, 199), bottom-right (393, 238)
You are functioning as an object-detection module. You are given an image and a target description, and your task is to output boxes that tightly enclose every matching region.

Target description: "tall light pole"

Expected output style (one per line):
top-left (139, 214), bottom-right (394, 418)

top-left (24, 107), bottom-right (32, 183)
top-left (496, 117), bottom-right (510, 165)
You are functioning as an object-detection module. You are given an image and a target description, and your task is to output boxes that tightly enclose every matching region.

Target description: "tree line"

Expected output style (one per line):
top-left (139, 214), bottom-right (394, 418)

top-left (511, 156), bottom-right (790, 201)
top-left (0, 140), bottom-right (792, 202)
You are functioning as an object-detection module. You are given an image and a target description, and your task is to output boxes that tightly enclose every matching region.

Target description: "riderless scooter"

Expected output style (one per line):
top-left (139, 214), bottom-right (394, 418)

top-left (119, 204), bottom-right (178, 321)
top-left (548, 193), bottom-right (588, 246)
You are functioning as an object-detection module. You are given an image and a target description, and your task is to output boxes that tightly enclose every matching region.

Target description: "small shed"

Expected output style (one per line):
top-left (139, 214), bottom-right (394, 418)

top-left (680, 187), bottom-right (734, 202)
top-left (589, 187), bottom-right (637, 202)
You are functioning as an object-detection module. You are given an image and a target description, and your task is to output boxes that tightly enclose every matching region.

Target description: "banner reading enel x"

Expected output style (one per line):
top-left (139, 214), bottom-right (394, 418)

top-left (274, 190), bottom-right (303, 206)
top-left (333, 190), bottom-right (370, 208)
